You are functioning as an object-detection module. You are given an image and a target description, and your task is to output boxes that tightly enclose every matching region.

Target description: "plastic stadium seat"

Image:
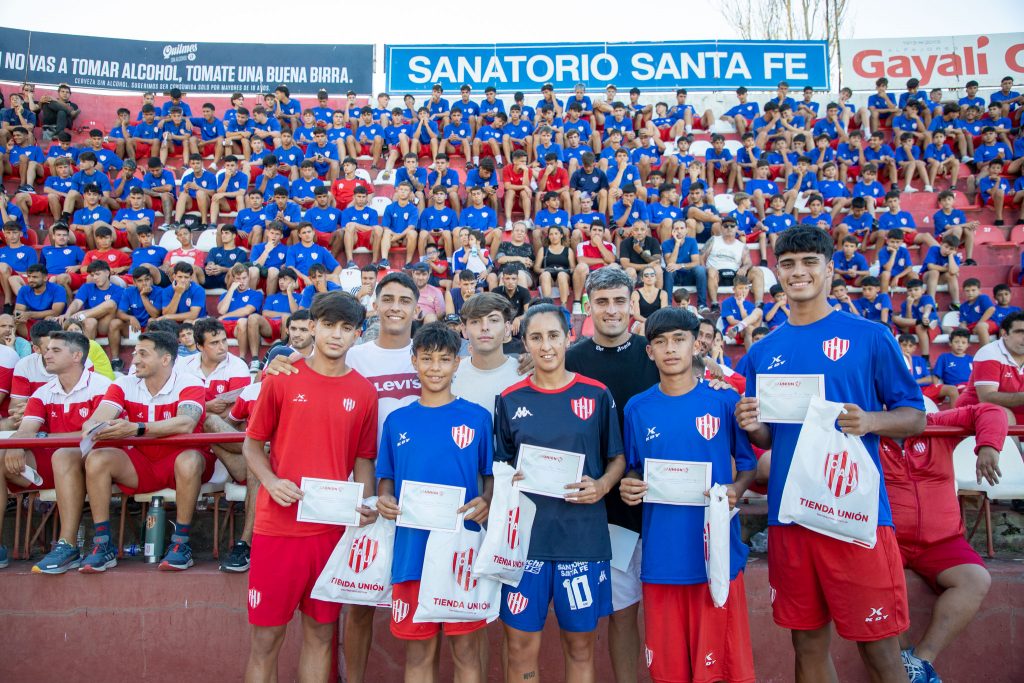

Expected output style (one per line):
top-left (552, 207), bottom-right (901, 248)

top-left (923, 396), bottom-right (940, 414)
top-left (724, 140), bottom-right (742, 156)
top-left (195, 229), bottom-right (218, 252)
top-left (713, 194), bottom-right (737, 214)
top-left (953, 436), bottom-right (1024, 557)
top-left (973, 224), bottom-right (1013, 247)
top-left (370, 196), bottom-right (392, 216)
top-left (158, 230), bottom-right (182, 250)
top-left (689, 140), bottom-right (712, 159)
top-left (354, 168), bottom-right (372, 183)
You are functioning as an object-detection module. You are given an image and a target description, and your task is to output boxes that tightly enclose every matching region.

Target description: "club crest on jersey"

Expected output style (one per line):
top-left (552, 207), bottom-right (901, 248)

top-left (822, 336), bottom-right (850, 361)
top-left (452, 548), bottom-right (478, 591)
top-left (506, 507), bottom-right (521, 549)
top-left (451, 424), bottom-right (475, 449)
top-left (342, 397), bottom-right (356, 412)
top-left (79, 407), bottom-right (89, 418)
top-left (506, 591), bottom-right (528, 615)
top-left (571, 397), bottom-right (595, 420)
top-left (695, 413), bottom-right (720, 440)
top-left (392, 598), bottom-right (409, 623)
top-left (347, 535), bottom-right (378, 574)
top-left (824, 450), bottom-right (859, 498)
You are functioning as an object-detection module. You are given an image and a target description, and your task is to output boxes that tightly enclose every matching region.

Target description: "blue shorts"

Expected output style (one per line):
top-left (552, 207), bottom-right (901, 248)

top-left (500, 560), bottom-right (612, 633)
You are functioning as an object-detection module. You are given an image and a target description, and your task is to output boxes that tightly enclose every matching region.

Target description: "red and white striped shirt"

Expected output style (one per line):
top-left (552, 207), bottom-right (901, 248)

top-left (100, 370), bottom-right (206, 459)
top-left (228, 382), bottom-right (262, 423)
top-left (0, 344), bottom-right (20, 416)
top-left (959, 339), bottom-right (1024, 421)
top-left (179, 352), bottom-right (251, 401)
top-left (24, 371), bottom-right (112, 432)
top-left (12, 353), bottom-right (95, 400)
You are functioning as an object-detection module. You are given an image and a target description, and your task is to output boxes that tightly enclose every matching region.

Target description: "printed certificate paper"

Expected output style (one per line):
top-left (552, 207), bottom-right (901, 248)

top-left (644, 459), bottom-right (712, 506)
top-left (756, 374), bottom-right (826, 424)
top-left (296, 478), bottom-right (364, 526)
top-left (397, 481), bottom-right (465, 532)
top-left (517, 444), bottom-right (586, 498)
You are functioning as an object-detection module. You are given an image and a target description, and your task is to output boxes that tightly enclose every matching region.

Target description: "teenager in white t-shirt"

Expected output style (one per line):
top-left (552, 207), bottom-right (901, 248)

top-left (452, 292), bottom-right (524, 415)
top-left (702, 217), bottom-right (765, 308)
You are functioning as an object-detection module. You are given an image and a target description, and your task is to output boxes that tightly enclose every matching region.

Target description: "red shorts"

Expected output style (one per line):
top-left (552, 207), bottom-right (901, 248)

top-left (921, 384), bottom-right (944, 401)
top-left (642, 576), bottom-right (755, 683)
top-left (966, 320), bottom-right (998, 336)
top-left (112, 229), bottom-right (131, 249)
top-left (221, 319), bottom-right (242, 337)
top-left (901, 231), bottom-right (919, 247)
top-left (262, 318), bottom-right (283, 339)
top-left (767, 524), bottom-right (909, 641)
top-left (27, 194), bottom-right (51, 214)
top-left (315, 230), bottom-right (334, 248)
top-left (117, 445), bottom-right (215, 496)
top-left (201, 142), bottom-right (218, 157)
top-left (49, 273), bottom-right (88, 289)
top-left (900, 535), bottom-right (985, 593)
top-left (353, 227), bottom-right (374, 250)
top-left (5, 447), bottom-right (57, 494)
top-left (248, 529), bottom-right (345, 627)
top-left (359, 143), bottom-right (372, 156)
top-left (135, 142), bottom-right (152, 159)
top-left (69, 230), bottom-right (88, 248)
top-left (248, 167), bottom-right (263, 184)
top-left (743, 231), bottom-right (763, 244)
top-left (417, 144), bottom-right (433, 159)
top-left (390, 580), bottom-right (487, 640)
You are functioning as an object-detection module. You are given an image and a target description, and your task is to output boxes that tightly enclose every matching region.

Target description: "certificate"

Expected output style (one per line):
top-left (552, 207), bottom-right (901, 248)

top-left (756, 374), bottom-right (826, 424)
top-left (644, 459), bottom-right (712, 506)
top-left (516, 444), bottom-right (586, 499)
top-left (296, 478), bottom-right (364, 526)
top-left (397, 481), bottom-right (465, 532)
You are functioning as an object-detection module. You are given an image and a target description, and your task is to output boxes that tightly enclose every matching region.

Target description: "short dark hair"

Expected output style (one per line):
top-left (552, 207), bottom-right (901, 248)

top-left (643, 307), bottom-right (700, 343)
top-left (29, 319), bottom-right (62, 345)
top-left (309, 291), bottom-right (366, 328)
top-left (139, 331), bottom-right (179, 361)
top-left (1000, 311), bottom-right (1024, 333)
top-left (48, 331), bottom-right (90, 362)
top-left (193, 318), bottom-right (226, 346)
top-left (375, 272), bottom-right (418, 300)
top-left (861, 276), bottom-right (881, 287)
top-left (411, 321), bottom-right (461, 356)
top-left (460, 292), bottom-right (513, 323)
top-left (523, 303), bottom-right (569, 335)
top-left (773, 226), bottom-right (833, 260)
top-left (172, 262), bottom-right (194, 276)
top-left (950, 328), bottom-right (971, 342)
top-left (26, 263), bottom-right (47, 276)
top-left (86, 260), bottom-right (111, 274)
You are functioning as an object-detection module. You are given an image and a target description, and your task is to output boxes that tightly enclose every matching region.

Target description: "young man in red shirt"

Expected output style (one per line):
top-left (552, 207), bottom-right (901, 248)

top-left (502, 149), bottom-right (534, 229)
top-left (330, 157), bottom-right (373, 211)
top-left (244, 292), bottom-right (378, 682)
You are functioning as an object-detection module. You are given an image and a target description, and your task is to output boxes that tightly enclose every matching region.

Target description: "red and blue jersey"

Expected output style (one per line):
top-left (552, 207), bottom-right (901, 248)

top-left (376, 398), bottom-right (493, 583)
top-left (624, 383), bottom-right (755, 584)
top-left (741, 311), bottom-right (924, 526)
top-left (494, 374), bottom-right (622, 562)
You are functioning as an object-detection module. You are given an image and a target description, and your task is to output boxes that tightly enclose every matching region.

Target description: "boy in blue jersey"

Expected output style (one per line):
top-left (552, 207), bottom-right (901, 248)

top-left (783, 155), bottom-right (818, 214)
top-left (933, 328), bottom-right (973, 394)
top-left (721, 274), bottom-right (763, 349)
top-left (736, 226), bottom-right (924, 682)
top-left (720, 86), bottom-right (759, 135)
top-left (107, 267), bottom-right (163, 364)
top-left (894, 132), bottom-right (929, 193)
top-left (173, 154), bottom-right (218, 228)
top-left (427, 153), bottom-right (463, 215)
top-left (158, 106), bottom-right (196, 165)
top-left (619, 306), bottom-right (756, 683)
top-left (264, 186), bottom-right (302, 239)
top-left (494, 303), bottom-right (625, 683)
top-left (992, 284), bottom-right (1022, 326)
top-left (878, 229), bottom-right (915, 293)
top-left (852, 164), bottom-right (886, 217)
top-left (455, 84), bottom-right (481, 134)
top-left (286, 223), bottom-right (340, 288)
top-left (854, 276), bottom-right (893, 325)
top-left (441, 107), bottom-right (473, 166)
top-left (959, 277), bottom-right (997, 345)
top-left (304, 128), bottom-right (340, 181)
top-left (12, 264), bottom-right (66, 336)
top-left (225, 106), bottom-right (255, 158)
top-left (924, 130), bottom-right (961, 194)
top-left (234, 189), bottom-right (270, 246)
top-left (763, 283), bottom-right (790, 329)
top-left (70, 185), bottom-right (114, 251)
top-left (161, 263), bottom-right (207, 323)
top-left (250, 106), bottom-right (282, 151)
top-left (341, 187), bottom-right (383, 267)
top-left (864, 132), bottom-right (899, 190)
top-left (140, 157), bottom-right (176, 220)
top-left (112, 187), bottom-right (155, 250)
top-left (59, 260), bottom-right (123, 340)
top-left (920, 233), bottom-right (962, 308)
top-left (208, 156), bottom-right (248, 227)
top-left (354, 107), bottom-right (385, 170)
top-left (248, 223), bottom-right (289, 296)
top-left (894, 278), bottom-right (939, 356)
top-left (969, 157), bottom-right (1011, 226)
top-left (375, 322), bottom-right (492, 682)
top-left (379, 182), bottom-right (420, 269)
top-left (289, 161), bottom-right (325, 208)
top-left (128, 227), bottom-right (168, 287)
top-left (831, 236), bottom-right (869, 285)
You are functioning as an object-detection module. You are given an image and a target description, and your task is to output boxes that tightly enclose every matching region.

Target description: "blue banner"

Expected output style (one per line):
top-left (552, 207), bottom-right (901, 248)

top-left (386, 41), bottom-right (830, 94)
top-left (0, 27), bottom-right (373, 94)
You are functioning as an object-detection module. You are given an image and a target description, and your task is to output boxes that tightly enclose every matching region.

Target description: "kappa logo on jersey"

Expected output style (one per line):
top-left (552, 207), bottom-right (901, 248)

top-left (571, 397), bottom-right (595, 420)
top-left (347, 535), bottom-right (379, 574)
top-left (392, 598), bottom-right (409, 623)
top-left (511, 406), bottom-right (533, 420)
top-left (342, 397), bottom-right (356, 412)
top-left (822, 336), bottom-right (850, 361)
top-left (506, 591), bottom-right (529, 615)
top-left (506, 507), bottom-right (521, 549)
top-left (451, 424), bottom-right (475, 449)
top-left (452, 548), bottom-right (478, 591)
top-left (824, 450), bottom-right (859, 498)
top-left (695, 413), bottom-right (720, 440)
top-left (248, 588), bottom-right (261, 609)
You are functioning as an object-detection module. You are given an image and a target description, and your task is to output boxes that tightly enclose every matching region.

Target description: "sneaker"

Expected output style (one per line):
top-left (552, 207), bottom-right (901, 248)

top-left (699, 306), bottom-right (711, 315)
top-left (901, 648), bottom-right (941, 683)
top-left (949, 302), bottom-right (960, 311)
top-left (903, 185), bottom-right (917, 193)
top-left (346, 260), bottom-right (357, 268)
top-left (994, 219), bottom-right (1005, 226)
top-left (964, 258), bottom-right (978, 266)
top-left (710, 303), bottom-right (721, 314)
top-left (923, 185), bottom-right (934, 192)
top-left (18, 184), bottom-right (33, 194)
top-left (33, 539), bottom-right (81, 574)
top-left (380, 171), bottom-right (392, 181)
top-left (53, 219), bottom-right (69, 231)
top-left (0, 544), bottom-right (8, 569)
top-left (378, 258), bottom-right (390, 270)
top-left (110, 358), bottom-right (124, 373)
top-left (571, 302), bottom-right (583, 315)
top-left (220, 540), bottom-right (251, 573)
top-left (248, 359), bottom-right (262, 372)
top-left (961, 155), bottom-right (973, 163)
top-left (79, 538), bottom-right (117, 573)
top-left (159, 534), bottom-right (193, 571)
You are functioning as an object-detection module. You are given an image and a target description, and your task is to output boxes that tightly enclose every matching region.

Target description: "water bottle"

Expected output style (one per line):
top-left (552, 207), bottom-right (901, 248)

top-left (143, 496), bottom-right (166, 564)
top-left (123, 544), bottom-right (142, 557)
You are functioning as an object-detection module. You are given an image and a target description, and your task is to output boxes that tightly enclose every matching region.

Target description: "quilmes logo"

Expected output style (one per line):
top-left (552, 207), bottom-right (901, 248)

top-left (163, 43), bottom-right (198, 62)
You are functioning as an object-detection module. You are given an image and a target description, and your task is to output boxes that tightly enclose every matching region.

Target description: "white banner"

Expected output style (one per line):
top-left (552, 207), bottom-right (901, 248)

top-left (842, 33), bottom-right (1024, 90)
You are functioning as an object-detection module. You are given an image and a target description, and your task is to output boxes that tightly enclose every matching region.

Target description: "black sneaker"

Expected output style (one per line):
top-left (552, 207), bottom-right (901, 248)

top-left (949, 302), bottom-right (960, 312)
top-left (110, 358), bottom-right (124, 372)
top-left (220, 540), bottom-right (251, 573)
top-left (994, 219), bottom-right (1005, 226)
top-left (964, 258), bottom-right (978, 266)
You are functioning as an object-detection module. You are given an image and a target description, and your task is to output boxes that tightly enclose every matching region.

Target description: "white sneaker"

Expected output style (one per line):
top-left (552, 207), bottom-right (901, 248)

top-left (571, 303), bottom-right (583, 315)
top-left (903, 185), bottom-right (917, 193)
top-left (961, 155), bottom-right (972, 163)
top-left (923, 185), bottom-right (934, 192)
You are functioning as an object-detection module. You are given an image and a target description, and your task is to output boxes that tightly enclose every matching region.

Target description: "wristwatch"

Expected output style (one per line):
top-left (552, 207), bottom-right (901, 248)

top-left (36, 431), bottom-right (48, 439)
top-left (135, 422), bottom-right (146, 437)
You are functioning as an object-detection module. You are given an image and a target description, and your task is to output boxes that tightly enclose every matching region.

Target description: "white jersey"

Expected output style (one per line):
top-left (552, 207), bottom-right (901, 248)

top-left (705, 236), bottom-right (746, 272)
top-left (452, 356), bottom-right (523, 418)
top-left (347, 341), bottom-right (419, 441)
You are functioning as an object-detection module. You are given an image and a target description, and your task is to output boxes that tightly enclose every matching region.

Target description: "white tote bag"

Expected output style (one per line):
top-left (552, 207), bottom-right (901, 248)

top-left (311, 514), bottom-right (396, 607)
top-left (704, 484), bottom-right (731, 608)
top-left (414, 524), bottom-right (501, 623)
top-left (778, 397), bottom-right (880, 548)
top-left (472, 462), bottom-right (537, 587)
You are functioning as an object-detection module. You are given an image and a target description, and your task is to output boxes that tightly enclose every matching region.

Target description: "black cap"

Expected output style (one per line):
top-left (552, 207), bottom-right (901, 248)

top-left (405, 261), bottom-right (430, 272)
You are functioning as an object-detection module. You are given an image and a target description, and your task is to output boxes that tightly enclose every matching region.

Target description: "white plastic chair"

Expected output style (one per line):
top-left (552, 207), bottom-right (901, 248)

top-left (369, 196), bottom-right (392, 216)
top-left (953, 436), bottom-right (1024, 556)
top-left (713, 193), bottom-right (737, 214)
top-left (724, 139), bottom-right (743, 156)
top-left (194, 229), bottom-right (219, 252)
top-left (158, 230), bottom-right (182, 251)
top-left (338, 267), bottom-right (362, 291)
top-left (923, 397), bottom-right (940, 414)
top-left (689, 140), bottom-right (712, 159)
top-left (354, 168), bottom-right (372, 183)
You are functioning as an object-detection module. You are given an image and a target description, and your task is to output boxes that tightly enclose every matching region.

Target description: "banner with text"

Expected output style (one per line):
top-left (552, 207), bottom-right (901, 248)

top-left (0, 27), bottom-right (373, 94)
top-left (842, 33), bottom-right (1024, 90)
top-left (385, 41), bottom-right (830, 93)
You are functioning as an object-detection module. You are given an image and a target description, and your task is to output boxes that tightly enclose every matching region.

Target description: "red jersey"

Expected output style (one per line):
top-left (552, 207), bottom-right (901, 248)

top-left (880, 404), bottom-right (1007, 548)
top-left (957, 339), bottom-right (1024, 421)
top-left (540, 166), bottom-right (569, 192)
top-left (330, 176), bottom-right (372, 210)
top-left (228, 381), bottom-right (261, 423)
top-left (164, 247), bottom-right (206, 269)
top-left (246, 360), bottom-right (378, 537)
top-left (179, 352), bottom-right (251, 401)
top-left (99, 370), bottom-right (207, 460)
top-left (576, 240), bottom-right (616, 271)
top-left (82, 249), bottom-right (131, 272)
top-left (502, 164), bottom-right (533, 189)
top-left (23, 371), bottom-right (112, 433)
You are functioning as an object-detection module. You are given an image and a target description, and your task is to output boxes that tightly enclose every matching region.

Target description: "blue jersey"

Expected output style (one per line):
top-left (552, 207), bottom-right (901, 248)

top-left (854, 293), bottom-right (893, 323)
top-left (381, 202), bottom-right (419, 233)
top-left (40, 245), bottom-right (85, 274)
top-left (160, 101), bottom-right (192, 117)
top-left (181, 169), bottom-right (218, 198)
top-left (427, 168), bottom-right (460, 190)
top-left (852, 180), bottom-right (886, 200)
top-left (395, 166), bottom-right (429, 191)
top-left (612, 200), bottom-right (648, 227)
top-left (16, 282), bottom-right (67, 312)
top-left (736, 145), bottom-right (762, 166)
top-left (118, 285), bottom-right (164, 328)
top-left (763, 301), bottom-right (789, 328)
top-left (817, 179), bottom-right (849, 200)
top-left (742, 311), bottom-right (922, 526)
top-left (570, 168), bottom-right (609, 194)
top-left (786, 172), bottom-right (817, 192)
top-left (841, 212), bottom-right (874, 235)
top-left (141, 170), bottom-right (176, 194)
top-left (75, 282), bottom-right (124, 310)
top-left (207, 247), bottom-right (248, 271)
top-left (960, 294), bottom-right (994, 325)
top-left (878, 245), bottom-right (913, 273)
top-left (299, 281), bottom-right (341, 308)
top-left (46, 144), bottom-right (81, 163)
top-left (454, 99), bottom-right (480, 117)
top-left (535, 209), bottom-right (570, 229)
top-left (464, 168), bottom-right (499, 189)
top-left (417, 206), bottom-right (458, 231)
top-left (354, 124), bottom-right (384, 144)
top-left (72, 206), bottom-right (112, 227)
top-left (70, 170), bottom-right (112, 195)
top-left (495, 375), bottom-right (623, 561)
top-left (479, 98), bottom-right (505, 121)
top-left (721, 297), bottom-right (757, 324)
top-left (832, 251), bottom-right (869, 274)
top-left (377, 398), bottom-right (493, 583)
top-left (933, 353), bottom-right (973, 385)
top-left (725, 102), bottom-right (759, 120)
top-left (194, 117), bottom-right (225, 140)
top-left (44, 175), bottom-right (75, 196)
top-left (812, 118), bottom-right (845, 139)
top-left (648, 203), bottom-right (684, 226)
top-left (624, 383), bottom-right (754, 584)
top-left (305, 206), bottom-right (342, 234)
top-left (260, 175), bottom-right (291, 202)
top-left (286, 243), bottom-right (339, 276)
top-left (973, 143), bottom-right (1011, 165)
top-left (160, 282), bottom-right (207, 317)
top-left (129, 246), bottom-right (167, 270)
top-left (0, 245), bottom-right (37, 272)
top-left (503, 120), bottom-right (532, 141)
top-left (993, 305), bottom-right (1022, 326)
top-left (902, 294), bottom-right (937, 324)
top-left (907, 355), bottom-right (932, 384)
top-left (220, 289), bottom-right (264, 320)
top-left (730, 209), bottom-right (759, 236)
top-left (249, 242), bottom-right (287, 270)
top-left (340, 205), bottom-right (379, 228)
top-left (235, 207), bottom-right (269, 234)
top-left (919, 246), bottom-right (960, 275)
top-left (289, 178), bottom-right (324, 201)
top-left (274, 145), bottom-right (305, 168)
top-left (660, 237), bottom-right (699, 266)
top-left (763, 213), bottom-right (796, 234)
top-left (264, 200), bottom-right (301, 226)
top-left (113, 207), bottom-right (155, 227)
top-left (459, 206), bottom-right (497, 231)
